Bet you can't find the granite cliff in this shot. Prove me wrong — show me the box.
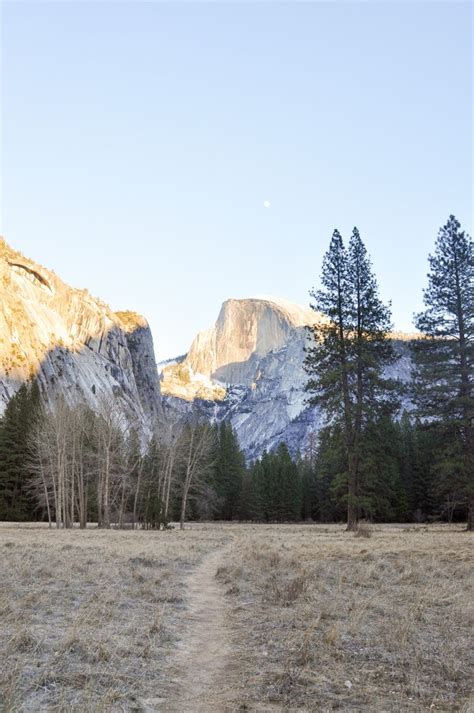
[0,238,162,434]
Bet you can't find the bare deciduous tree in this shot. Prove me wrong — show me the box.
[178,421,216,530]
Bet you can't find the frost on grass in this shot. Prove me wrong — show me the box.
[0,523,472,712]
[218,524,474,712]
[0,525,228,711]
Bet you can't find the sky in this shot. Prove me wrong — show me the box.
[1,1,472,360]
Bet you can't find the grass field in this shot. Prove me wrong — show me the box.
[1,523,472,712]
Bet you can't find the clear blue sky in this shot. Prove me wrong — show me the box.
[1,1,472,359]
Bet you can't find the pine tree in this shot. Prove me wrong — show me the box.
[314,425,347,522]
[298,432,319,520]
[398,411,415,514]
[298,454,315,521]
[313,418,407,524]
[413,215,473,529]
[305,227,400,529]
[357,416,406,522]
[410,424,437,521]
[261,450,281,521]
[275,443,301,521]
[430,423,466,522]
[237,467,259,521]
[245,445,301,522]
[0,380,42,520]
[213,422,245,520]
[347,228,400,524]
[249,458,267,521]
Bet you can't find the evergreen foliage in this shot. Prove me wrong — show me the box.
[235,444,302,522]
[0,380,42,520]
[305,227,400,528]
[213,422,245,520]
[413,215,473,528]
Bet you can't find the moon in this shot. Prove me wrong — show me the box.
[263,200,271,209]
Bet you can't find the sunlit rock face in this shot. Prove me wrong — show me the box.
[0,238,162,433]
[186,297,318,384]
[161,297,415,460]
[161,297,324,459]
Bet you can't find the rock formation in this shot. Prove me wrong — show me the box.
[0,238,162,434]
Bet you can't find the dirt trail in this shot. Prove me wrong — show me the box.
[154,546,237,712]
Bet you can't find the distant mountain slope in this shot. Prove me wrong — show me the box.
[161,297,415,459]
[0,238,162,433]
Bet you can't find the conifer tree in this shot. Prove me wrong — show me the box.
[410,424,437,521]
[305,227,399,529]
[213,422,245,520]
[0,380,42,520]
[357,416,406,522]
[298,454,315,521]
[430,423,466,522]
[250,457,267,521]
[275,443,301,521]
[314,425,347,522]
[298,433,319,521]
[398,411,415,512]
[260,450,277,521]
[413,215,473,528]
[237,468,259,521]
[244,445,301,522]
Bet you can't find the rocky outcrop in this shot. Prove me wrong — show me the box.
[185,297,319,385]
[160,297,320,458]
[0,238,162,434]
[161,297,415,460]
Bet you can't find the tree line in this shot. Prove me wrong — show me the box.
[0,388,228,529]
[0,394,461,527]
[0,214,471,529]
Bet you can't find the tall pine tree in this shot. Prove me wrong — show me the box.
[413,215,473,528]
[0,380,42,520]
[213,422,245,520]
[305,227,400,529]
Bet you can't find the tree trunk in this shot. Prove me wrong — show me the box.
[180,482,190,531]
[103,444,111,528]
[180,430,194,530]
[337,290,356,531]
[132,461,143,530]
[40,461,52,528]
[83,489,88,530]
[78,461,86,529]
[164,450,175,521]
[347,454,359,531]
[118,479,126,529]
[97,470,103,528]
[453,247,473,531]
[468,495,474,532]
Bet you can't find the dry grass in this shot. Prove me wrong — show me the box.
[218,523,474,712]
[353,521,372,538]
[0,523,229,711]
[0,522,473,712]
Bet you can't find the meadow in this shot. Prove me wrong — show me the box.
[1,523,472,712]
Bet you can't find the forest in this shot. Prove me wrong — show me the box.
[0,215,472,529]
